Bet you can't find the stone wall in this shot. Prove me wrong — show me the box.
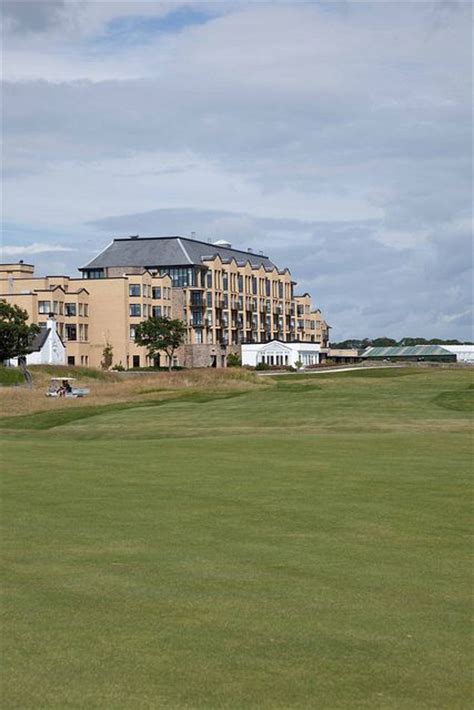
[175,343,242,368]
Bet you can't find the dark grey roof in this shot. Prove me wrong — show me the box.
[27,327,50,353]
[80,236,277,271]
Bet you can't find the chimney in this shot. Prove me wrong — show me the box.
[46,315,57,332]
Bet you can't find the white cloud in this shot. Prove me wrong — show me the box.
[0,243,77,256]
[2,1,472,340]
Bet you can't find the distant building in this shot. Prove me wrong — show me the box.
[361,345,457,362]
[440,345,474,363]
[242,341,321,369]
[1,236,330,369]
[8,316,65,367]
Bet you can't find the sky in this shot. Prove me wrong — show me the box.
[1,0,472,341]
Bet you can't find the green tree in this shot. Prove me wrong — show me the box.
[134,317,186,372]
[227,352,241,367]
[0,300,40,364]
[371,337,397,347]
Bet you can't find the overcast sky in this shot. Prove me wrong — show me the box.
[2,0,472,340]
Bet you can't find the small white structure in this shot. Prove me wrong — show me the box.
[242,340,321,369]
[8,317,66,367]
[441,345,474,363]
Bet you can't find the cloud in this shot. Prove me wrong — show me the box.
[0,243,77,256]
[2,1,67,34]
[2,1,472,340]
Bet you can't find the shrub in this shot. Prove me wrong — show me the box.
[255,362,270,371]
[227,353,241,368]
[101,343,113,370]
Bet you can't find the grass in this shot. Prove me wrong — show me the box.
[0,367,24,386]
[1,367,473,708]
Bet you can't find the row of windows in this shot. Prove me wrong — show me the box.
[38,301,88,316]
[208,271,292,299]
[67,356,90,366]
[159,267,197,288]
[129,284,171,299]
[129,304,172,318]
[64,324,89,341]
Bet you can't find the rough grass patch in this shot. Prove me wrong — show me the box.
[0,368,24,386]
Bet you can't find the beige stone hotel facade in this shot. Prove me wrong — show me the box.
[0,236,329,369]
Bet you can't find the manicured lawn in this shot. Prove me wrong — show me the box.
[1,368,472,708]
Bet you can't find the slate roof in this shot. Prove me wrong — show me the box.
[80,236,277,271]
[27,327,50,353]
[361,345,452,358]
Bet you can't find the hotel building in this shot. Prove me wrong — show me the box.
[1,235,329,369]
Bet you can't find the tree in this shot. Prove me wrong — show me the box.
[371,337,397,347]
[134,316,186,372]
[0,300,40,364]
[101,342,113,370]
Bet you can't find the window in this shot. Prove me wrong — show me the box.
[133,355,140,368]
[130,325,136,340]
[83,270,104,279]
[152,286,161,299]
[38,300,51,314]
[152,306,162,318]
[190,291,203,306]
[191,312,203,327]
[78,303,84,316]
[129,284,141,297]
[67,356,75,365]
[143,304,148,317]
[65,325,77,341]
[53,301,59,314]
[238,275,243,293]
[129,304,141,317]
[160,267,196,287]
[195,330,202,344]
[206,292,212,307]
[84,325,88,340]
[65,303,76,316]
[223,274,229,291]
[206,272,213,288]
[84,304,89,317]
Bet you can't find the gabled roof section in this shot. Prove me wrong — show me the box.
[80,236,276,271]
[27,327,50,353]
